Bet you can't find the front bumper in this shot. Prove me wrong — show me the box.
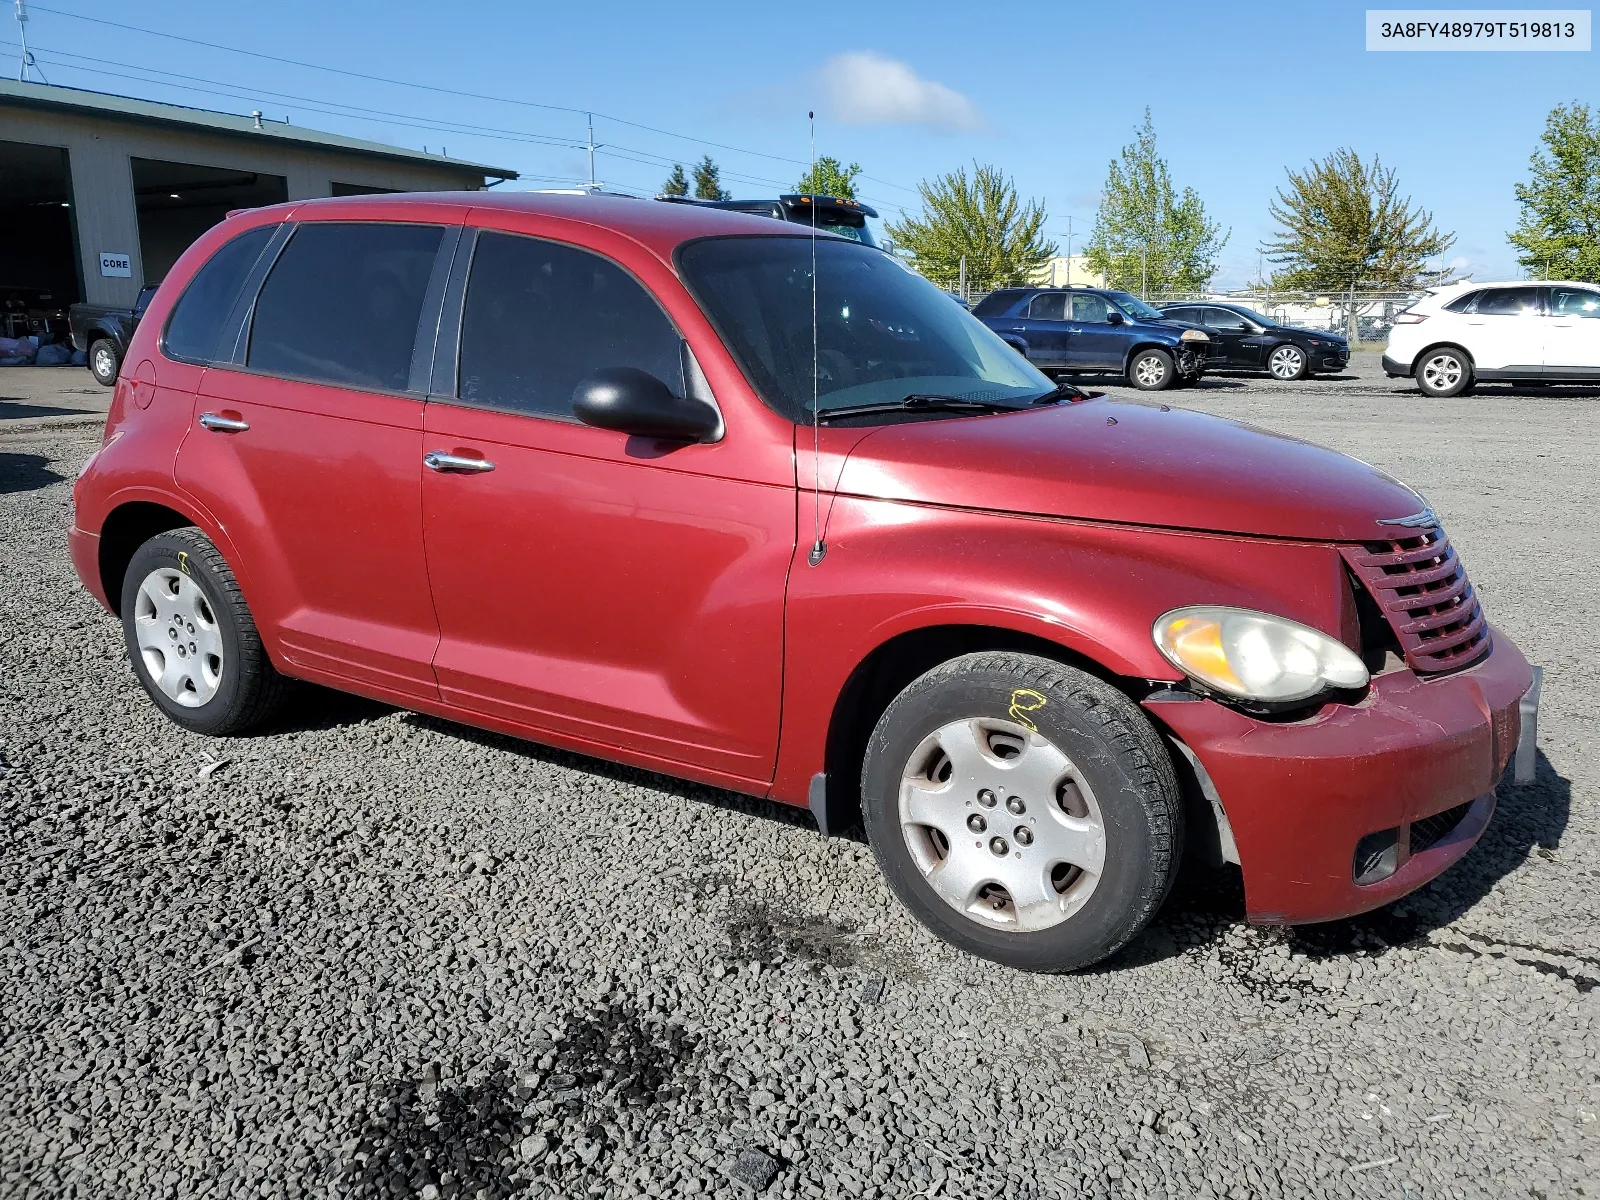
[1146,627,1535,924]
[1176,346,1208,378]
[1315,347,1349,371]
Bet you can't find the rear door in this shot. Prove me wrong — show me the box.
[1017,291,1072,367]
[1543,285,1600,378]
[417,225,792,785]
[1461,285,1544,373]
[175,217,455,699]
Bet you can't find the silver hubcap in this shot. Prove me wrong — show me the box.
[898,718,1106,932]
[94,346,114,377]
[1422,354,1462,391]
[1269,346,1304,378]
[1133,356,1166,386]
[133,567,224,707]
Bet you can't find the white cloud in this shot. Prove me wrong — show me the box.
[819,52,985,134]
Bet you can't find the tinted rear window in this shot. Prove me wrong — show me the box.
[248,222,442,392]
[1472,286,1541,316]
[971,290,1026,317]
[1442,290,1481,313]
[162,225,275,364]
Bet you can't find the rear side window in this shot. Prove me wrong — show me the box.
[1442,290,1481,313]
[162,225,275,364]
[1027,293,1066,321]
[970,290,1024,317]
[248,222,443,392]
[456,232,683,419]
[1472,287,1541,316]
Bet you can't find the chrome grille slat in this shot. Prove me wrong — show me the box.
[1342,524,1489,674]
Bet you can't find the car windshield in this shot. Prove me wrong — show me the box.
[1104,291,1166,321]
[678,236,1052,421]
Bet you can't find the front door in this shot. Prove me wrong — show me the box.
[1543,285,1600,379]
[418,229,792,786]
[1063,292,1126,369]
[1462,285,1545,373]
[176,220,449,698]
[1202,307,1262,368]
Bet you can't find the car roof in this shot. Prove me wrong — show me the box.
[228,190,826,258]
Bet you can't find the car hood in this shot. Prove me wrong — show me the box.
[831,397,1424,541]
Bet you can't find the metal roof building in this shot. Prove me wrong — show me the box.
[0,79,517,319]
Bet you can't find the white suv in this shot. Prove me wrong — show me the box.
[1383,280,1600,397]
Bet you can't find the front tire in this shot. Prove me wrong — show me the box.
[861,653,1182,973]
[1416,347,1472,397]
[89,338,121,387]
[1267,344,1308,381]
[1128,348,1175,391]
[119,527,288,735]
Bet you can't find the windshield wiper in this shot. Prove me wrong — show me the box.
[815,393,1022,423]
[1026,382,1083,405]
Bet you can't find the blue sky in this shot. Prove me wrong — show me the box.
[7,0,1593,286]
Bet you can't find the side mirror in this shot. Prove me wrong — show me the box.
[1105,311,1124,325]
[572,367,720,442]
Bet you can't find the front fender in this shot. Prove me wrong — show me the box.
[769,495,1352,807]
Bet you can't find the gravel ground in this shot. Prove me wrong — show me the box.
[2,354,1597,1199]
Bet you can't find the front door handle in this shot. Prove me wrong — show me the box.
[424,450,495,473]
[198,411,249,433]
[1009,325,1027,333]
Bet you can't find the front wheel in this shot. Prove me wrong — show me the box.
[1128,349,1175,391]
[861,653,1183,973]
[89,338,121,387]
[1267,343,1308,381]
[120,527,288,735]
[1416,347,1472,397]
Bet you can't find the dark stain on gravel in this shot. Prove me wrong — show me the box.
[725,901,861,969]
[547,1000,702,1108]
[348,1065,527,1199]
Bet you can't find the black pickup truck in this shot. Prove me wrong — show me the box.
[69,285,157,386]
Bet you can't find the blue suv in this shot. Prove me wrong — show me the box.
[973,287,1212,390]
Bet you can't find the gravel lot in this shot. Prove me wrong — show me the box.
[3,353,1597,1199]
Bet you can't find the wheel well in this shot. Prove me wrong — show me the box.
[1413,341,1475,371]
[98,502,194,615]
[1123,342,1174,370]
[820,624,1134,836]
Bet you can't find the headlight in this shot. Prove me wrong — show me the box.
[1153,606,1369,704]
[1179,329,1209,342]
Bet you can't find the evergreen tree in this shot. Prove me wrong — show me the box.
[1263,148,1454,289]
[1085,109,1227,294]
[692,155,731,202]
[795,156,863,200]
[885,164,1054,287]
[661,163,689,197]
[1509,102,1600,281]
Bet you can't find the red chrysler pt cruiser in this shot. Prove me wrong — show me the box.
[69,192,1539,972]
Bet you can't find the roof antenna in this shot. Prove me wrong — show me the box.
[806,110,826,567]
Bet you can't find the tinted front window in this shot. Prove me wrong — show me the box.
[1204,307,1249,331]
[678,236,1049,421]
[1473,287,1541,316]
[1071,293,1115,323]
[1551,287,1600,318]
[248,222,442,392]
[457,232,684,418]
[162,225,274,364]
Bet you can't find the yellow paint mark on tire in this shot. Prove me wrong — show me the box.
[1008,688,1047,731]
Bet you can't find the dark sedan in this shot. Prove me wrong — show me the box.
[1156,302,1349,380]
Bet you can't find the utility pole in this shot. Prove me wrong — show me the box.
[1065,215,1074,287]
[958,255,966,301]
[584,113,604,192]
[15,0,32,83]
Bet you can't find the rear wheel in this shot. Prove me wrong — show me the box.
[1416,347,1472,397]
[89,338,120,387]
[861,652,1182,972]
[1128,348,1175,391]
[120,527,288,735]
[1267,343,1308,381]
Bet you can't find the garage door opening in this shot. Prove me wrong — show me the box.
[0,139,79,337]
[132,158,287,284]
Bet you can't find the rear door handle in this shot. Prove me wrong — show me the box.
[198,412,249,433]
[424,451,495,473]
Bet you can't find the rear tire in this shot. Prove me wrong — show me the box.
[89,338,121,388]
[861,652,1182,973]
[1416,346,1472,398]
[119,527,289,735]
[1128,348,1175,391]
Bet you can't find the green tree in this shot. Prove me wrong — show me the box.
[885,163,1055,288]
[1085,109,1228,294]
[1509,101,1600,281]
[1263,148,1455,289]
[692,155,730,202]
[795,155,862,200]
[661,163,689,197]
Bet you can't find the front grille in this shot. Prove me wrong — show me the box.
[1407,801,1472,856]
[1341,527,1488,674]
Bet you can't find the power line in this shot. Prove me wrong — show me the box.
[25,3,917,197]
